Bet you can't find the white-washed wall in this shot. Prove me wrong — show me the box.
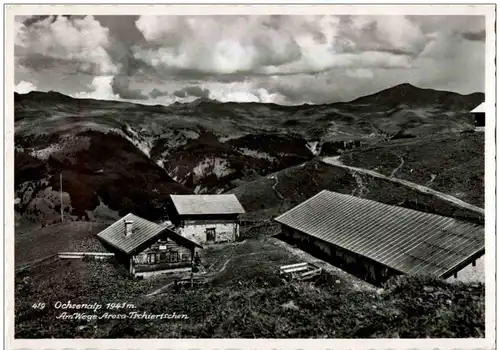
[179,222,239,244]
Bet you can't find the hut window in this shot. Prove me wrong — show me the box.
[169,251,180,262]
[147,254,156,264]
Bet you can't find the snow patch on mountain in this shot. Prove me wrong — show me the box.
[306,141,322,156]
[29,135,91,160]
[162,130,200,151]
[219,134,245,142]
[193,157,234,179]
[168,166,181,182]
[121,124,153,158]
[30,143,64,160]
[238,147,276,161]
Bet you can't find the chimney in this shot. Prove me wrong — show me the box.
[124,220,134,236]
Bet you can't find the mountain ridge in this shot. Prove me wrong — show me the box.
[14,82,485,109]
[14,82,484,225]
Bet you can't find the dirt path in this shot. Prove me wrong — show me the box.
[390,155,405,178]
[270,174,284,200]
[322,156,484,216]
[145,281,177,297]
[211,250,281,274]
[145,248,281,297]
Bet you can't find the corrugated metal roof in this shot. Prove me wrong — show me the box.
[97,213,201,255]
[471,102,485,113]
[170,194,245,215]
[274,190,484,278]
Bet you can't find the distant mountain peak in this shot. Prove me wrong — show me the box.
[190,96,222,105]
[347,82,483,108]
[395,82,417,88]
[15,90,76,104]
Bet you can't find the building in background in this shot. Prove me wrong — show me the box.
[274,190,484,285]
[168,194,245,245]
[471,102,485,128]
[97,213,202,278]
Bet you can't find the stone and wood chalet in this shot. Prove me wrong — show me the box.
[167,194,246,245]
[97,213,202,277]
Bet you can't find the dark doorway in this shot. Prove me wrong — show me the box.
[206,228,216,242]
[474,113,485,127]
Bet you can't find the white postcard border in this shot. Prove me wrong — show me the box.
[3,2,497,350]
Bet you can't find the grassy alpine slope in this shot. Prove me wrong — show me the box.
[229,132,485,225]
[339,132,484,207]
[13,83,486,339]
[14,83,483,225]
[15,251,484,338]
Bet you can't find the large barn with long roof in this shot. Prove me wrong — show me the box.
[274,190,484,285]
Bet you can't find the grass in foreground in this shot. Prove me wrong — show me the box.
[15,238,484,338]
[15,221,108,266]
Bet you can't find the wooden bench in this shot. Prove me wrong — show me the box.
[279,262,322,281]
[58,252,115,260]
[176,275,208,287]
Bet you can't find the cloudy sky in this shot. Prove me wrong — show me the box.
[14,14,485,105]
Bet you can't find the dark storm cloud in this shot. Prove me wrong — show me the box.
[15,14,487,104]
[111,75,148,100]
[17,53,66,71]
[173,90,187,98]
[94,15,146,46]
[460,30,486,42]
[148,88,169,99]
[334,16,427,57]
[16,52,105,76]
[173,86,210,99]
[22,15,52,26]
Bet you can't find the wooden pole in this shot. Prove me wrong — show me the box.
[60,173,64,223]
[190,249,194,288]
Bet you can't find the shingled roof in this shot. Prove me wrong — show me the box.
[97,213,202,255]
[274,190,484,278]
[170,194,245,216]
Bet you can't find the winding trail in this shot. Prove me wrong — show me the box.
[270,174,284,200]
[425,174,437,187]
[390,155,405,178]
[322,156,484,216]
[145,249,281,297]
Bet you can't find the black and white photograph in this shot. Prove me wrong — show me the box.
[5,3,496,347]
